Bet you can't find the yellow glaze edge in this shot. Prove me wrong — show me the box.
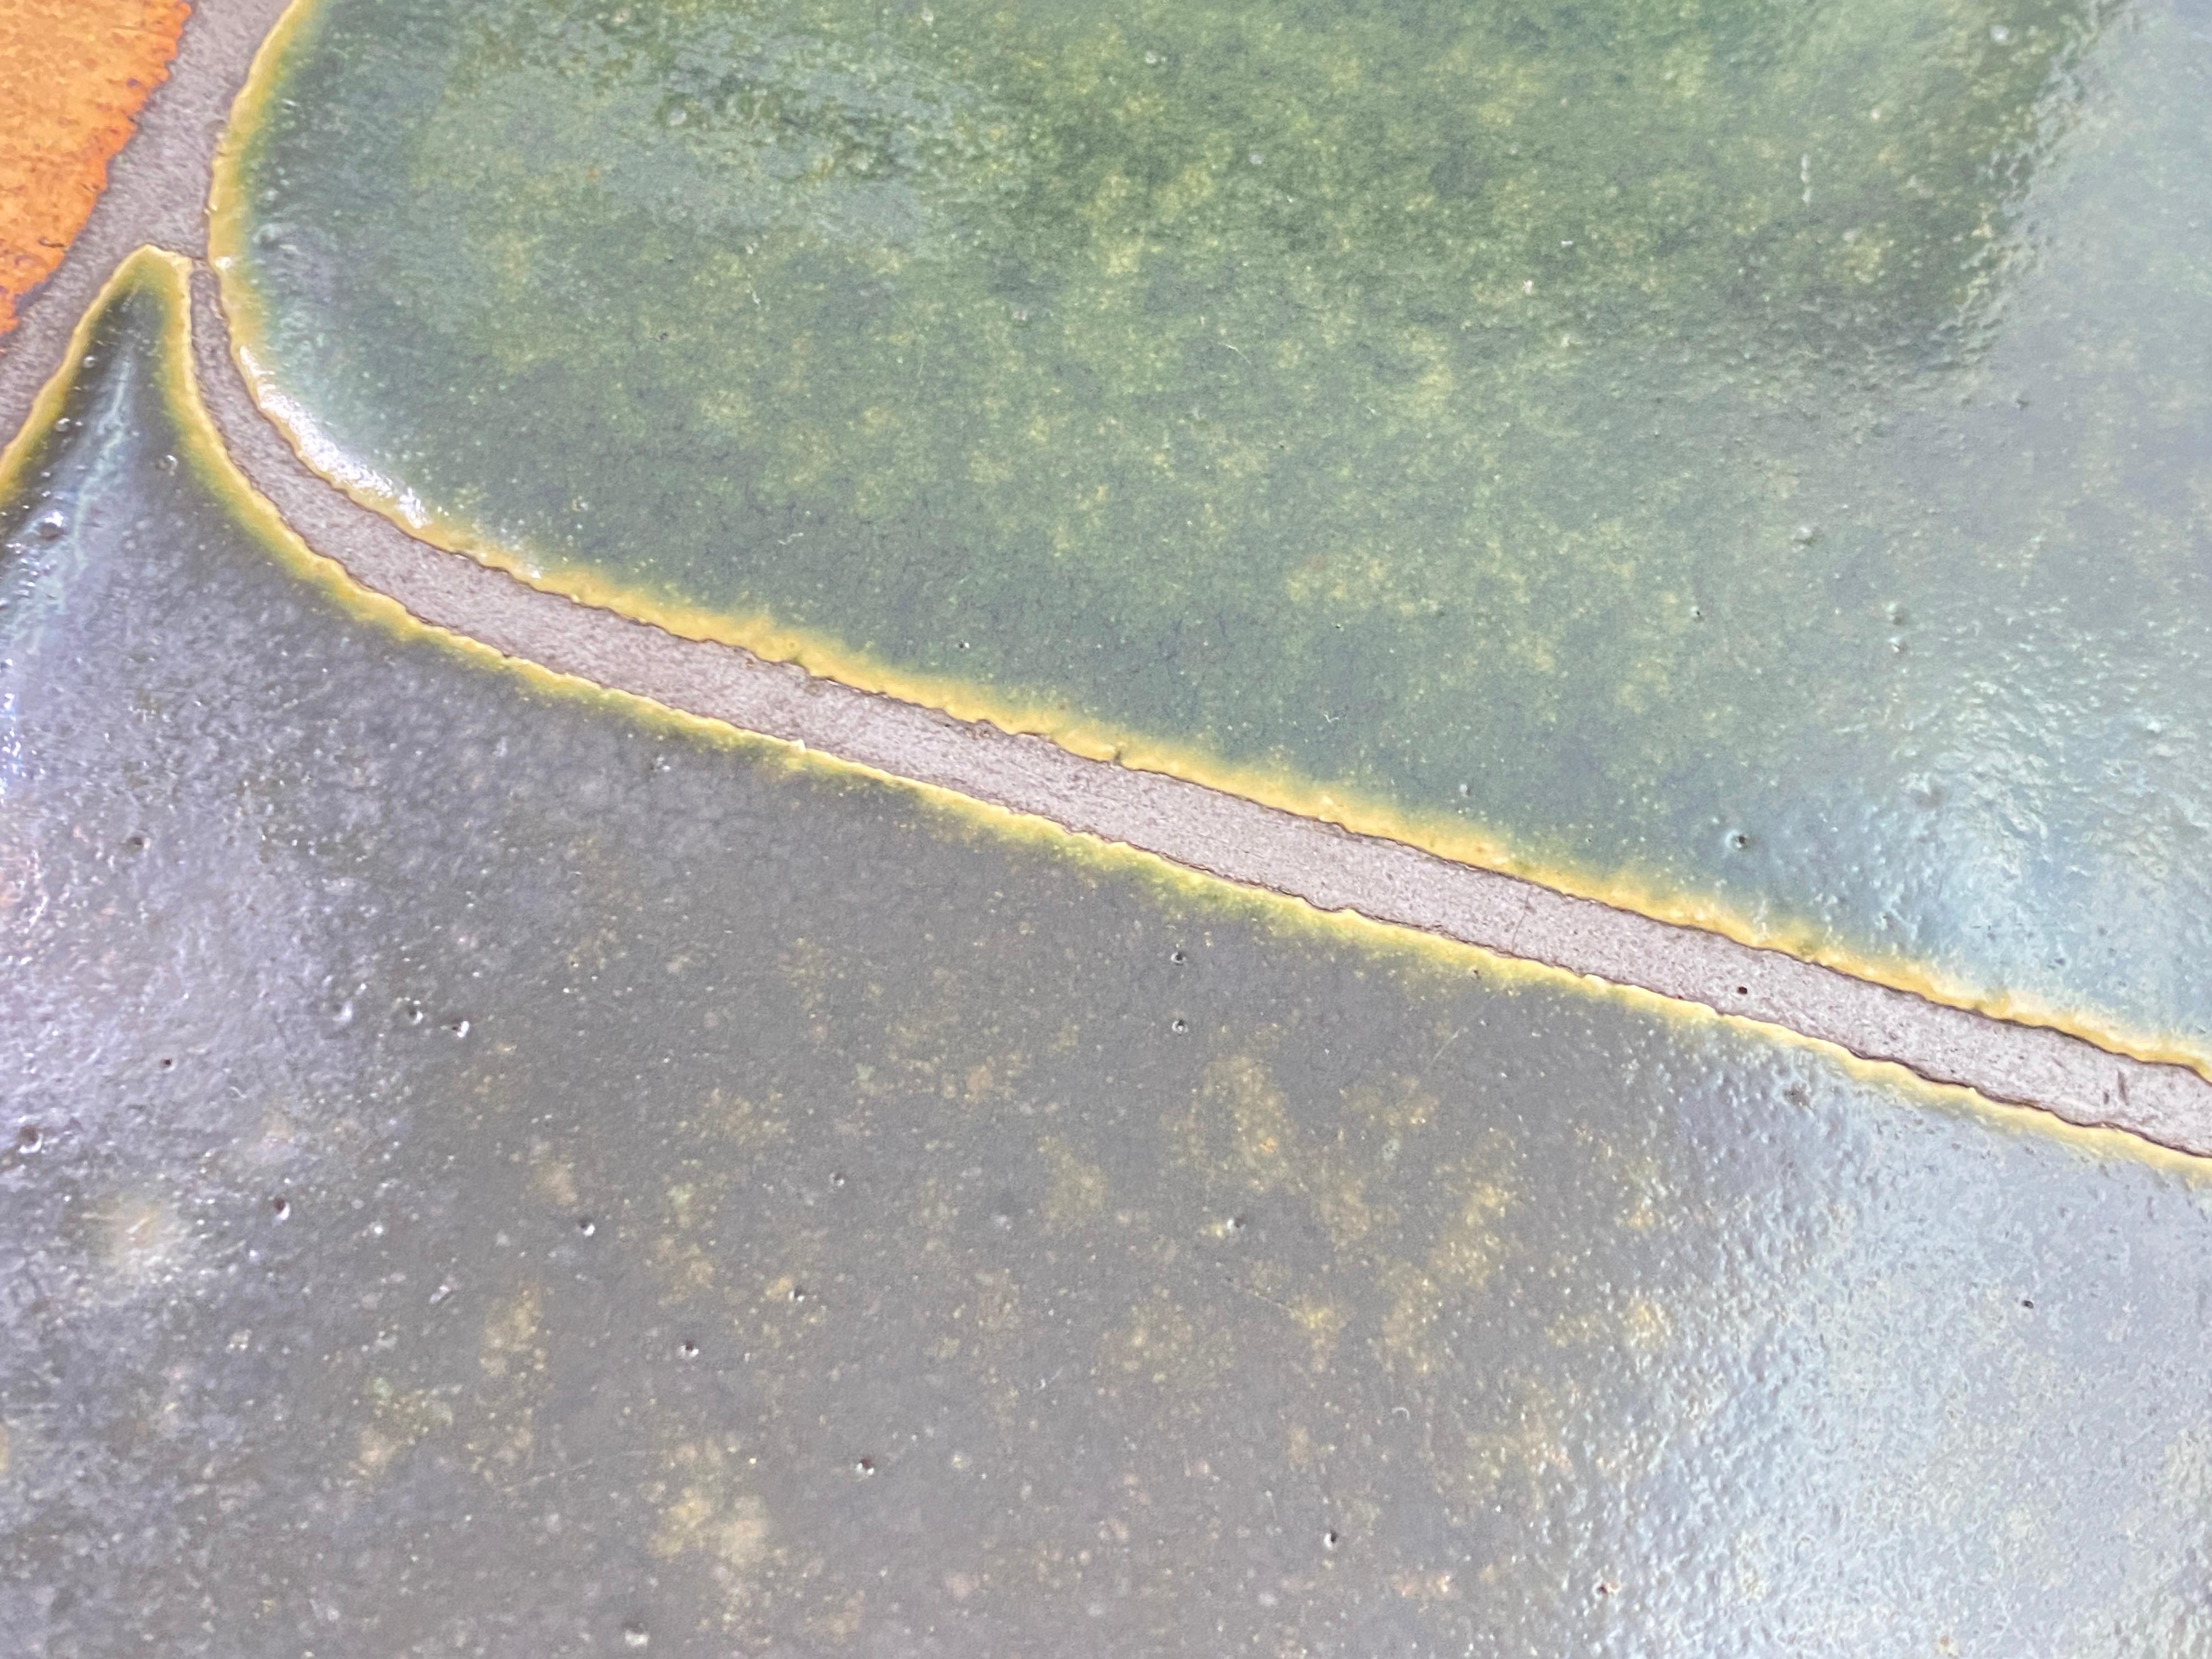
[195,7,2212,1082]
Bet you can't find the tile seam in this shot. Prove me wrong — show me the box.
[0,0,292,440]
[177,266,2212,1156]
[4,0,2209,1157]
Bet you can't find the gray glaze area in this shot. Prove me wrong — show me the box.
[7,267,2212,1656]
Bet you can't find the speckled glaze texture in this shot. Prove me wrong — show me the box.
[0,0,189,334]
[6,256,2212,1655]
[216,0,2212,1066]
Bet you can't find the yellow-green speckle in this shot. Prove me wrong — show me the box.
[11,241,2212,1651]
[216,0,2212,1060]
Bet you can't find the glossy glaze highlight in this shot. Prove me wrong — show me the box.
[8,250,2212,1652]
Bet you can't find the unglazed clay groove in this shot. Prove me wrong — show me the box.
[0,0,292,442]
[178,261,2212,1156]
[10,0,2212,1157]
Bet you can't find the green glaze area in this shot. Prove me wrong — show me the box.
[222,0,2212,1057]
[10,258,2212,1652]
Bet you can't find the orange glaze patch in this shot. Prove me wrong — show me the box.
[0,0,189,335]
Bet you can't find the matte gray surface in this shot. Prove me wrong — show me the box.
[7,259,2212,1657]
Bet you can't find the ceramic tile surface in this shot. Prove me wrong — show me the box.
[0,0,189,334]
[215,0,2212,1062]
[5,256,2212,1656]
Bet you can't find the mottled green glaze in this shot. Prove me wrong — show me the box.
[221,0,2212,1047]
[9,255,2212,1653]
